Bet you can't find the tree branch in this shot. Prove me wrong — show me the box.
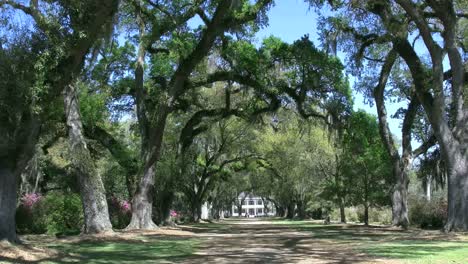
[413,134,437,157]
[373,49,399,159]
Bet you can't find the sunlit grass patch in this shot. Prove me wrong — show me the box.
[362,240,468,264]
[40,238,200,264]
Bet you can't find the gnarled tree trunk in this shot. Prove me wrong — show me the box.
[0,167,18,242]
[339,198,346,223]
[191,199,202,222]
[286,202,295,219]
[0,111,39,242]
[64,84,113,234]
[391,160,410,228]
[373,50,416,229]
[127,164,158,229]
[363,204,369,226]
[296,200,306,219]
[158,190,175,226]
[445,151,468,231]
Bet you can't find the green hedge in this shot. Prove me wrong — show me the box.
[16,192,83,235]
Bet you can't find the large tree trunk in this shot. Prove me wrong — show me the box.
[391,160,410,229]
[373,51,413,230]
[296,200,306,219]
[126,164,158,229]
[286,202,295,219]
[339,199,346,223]
[0,167,18,242]
[445,152,468,231]
[159,191,174,226]
[126,4,167,230]
[364,172,370,226]
[363,205,369,226]
[64,84,113,234]
[191,199,202,222]
[276,205,284,217]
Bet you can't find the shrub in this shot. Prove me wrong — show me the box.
[346,207,360,222]
[16,193,46,234]
[108,196,131,229]
[16,192,84,235]
[354,206,392,225]
[409,196,447,229]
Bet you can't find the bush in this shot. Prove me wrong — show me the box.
[409,196,447,229]
[345,207,360,222]
[16,193,46,234]
[108,196,131,229]
[329,207,391,224]
[16,192,84,235]
[356,207,392,225]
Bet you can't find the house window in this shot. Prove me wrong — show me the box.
[249,209,255,215]
[249,200,255,205]
[257,208,263,214]
[257,200,263,205]
[234,208,238,213]
[241,200,246,205]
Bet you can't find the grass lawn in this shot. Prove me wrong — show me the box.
[272,219,468,264]
[2,219,467,263]
[42,238,200,264]
[0,233,200,264]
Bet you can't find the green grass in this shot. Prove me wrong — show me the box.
[363,240,468,264]
[272,220,468,263]
[4,219,466,264]
[40,237,200,264]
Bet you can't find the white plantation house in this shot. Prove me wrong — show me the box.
[199,192,276,219]
[231,192,276,217]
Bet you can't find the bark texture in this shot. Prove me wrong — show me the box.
[127,165,158,229]
[64,84,113,233]
[363,205,369,226]
[445,152,468,231]
[391,162,410,227]
[339,200,346,223]
[0,167,18,242]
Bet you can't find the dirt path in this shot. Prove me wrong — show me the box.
[4,219,464,263]
[175,219,388,264]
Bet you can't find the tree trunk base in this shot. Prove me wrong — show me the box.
[0,168,19,243]
[125,198,158,230]
[125,212,158,230]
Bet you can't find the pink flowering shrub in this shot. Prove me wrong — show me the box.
[21,193,43,210]
[108,196,132,229]
[121,200,131,213]
[17,192,83,234]
[170,210,178,217]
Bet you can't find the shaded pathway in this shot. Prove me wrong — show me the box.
[175,219,387,264]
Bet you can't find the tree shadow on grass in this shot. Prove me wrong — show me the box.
[3,220,467,264]
[177,220,468,264]
[0,236,200,264]
[362,240,468,261]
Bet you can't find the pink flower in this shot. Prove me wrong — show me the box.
[120,200,131,213]
[170,210,178,217]
[21,193,43,209]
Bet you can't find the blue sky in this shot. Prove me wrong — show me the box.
[254,0,406,141]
